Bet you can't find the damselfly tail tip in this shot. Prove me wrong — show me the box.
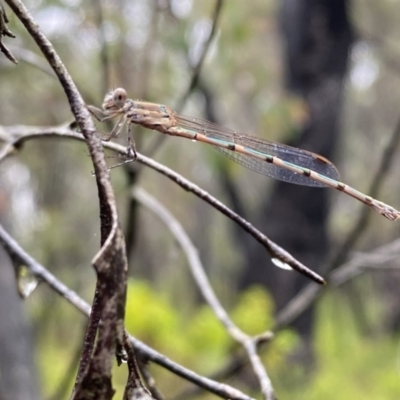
[373,201,400,221]
[383,209,400,222]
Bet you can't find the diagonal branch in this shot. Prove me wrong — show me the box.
[176,0,224,110]
[133,187,275,400]
[0,123,325,284]
[4,1,128,398]
[0,222,254,400]
[0,1,17,64]
[326,111,400,272]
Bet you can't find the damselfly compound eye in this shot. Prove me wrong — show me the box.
[113,88,127,106]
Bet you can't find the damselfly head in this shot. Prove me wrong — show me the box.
[102,88,127,111]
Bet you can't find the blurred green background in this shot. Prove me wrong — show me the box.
[1,0,400,399]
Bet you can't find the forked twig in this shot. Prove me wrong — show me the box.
[0,1,17,63]
[4,0,128,397]
[133,187,275,400]
[0,124,326,284]
[0,222,254,400]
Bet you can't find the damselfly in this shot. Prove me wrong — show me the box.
[88,88,400,221]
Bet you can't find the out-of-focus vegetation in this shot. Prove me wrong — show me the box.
[1,0,400,399]
[35,281,297,396]
[276,288,400,400]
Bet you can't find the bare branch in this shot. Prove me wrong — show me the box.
[125,148,325,284]
[146,0,224,158]
[326,111,400,272]
[122,331,153,400]
[137,360,165,400]
[0,222,254,400]
[0,123,325,284]
[2,44,54,74]
[133,187,275,400]
[133,187,249,341]
[177,0,224,110]
[0,1,17,64]
[91,0,111,94]
[4,0,128,397]
[276,238,400,330]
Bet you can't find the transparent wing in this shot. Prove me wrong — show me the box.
[176,115,340,187]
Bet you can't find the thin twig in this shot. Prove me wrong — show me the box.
[146,0,224,157]
[91,0,111,94]
[176,0,224,110]
[0,123,325,284]
[184,237,400,394]
[133,187,275,400]
[126,149,325,284]
[4,0,127,397]
[132,187,250,342]
[1,195,398,398]
[131,335,254,400]
[2,44,54,74]
[329,238,400,287]
[122,330,152,400]
[0,222,254,400]
[275,238,400,330]
[0,1,17,63]
[326,111,400,272]
[137,360,165,400]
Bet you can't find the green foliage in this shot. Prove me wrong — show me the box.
[231,285,275,334]
[125,280,181,352]
[35,280,400,400]
[123,280,298,383]
[4,2,400,398]
[35,296,86,397]
[275,291,400,399]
